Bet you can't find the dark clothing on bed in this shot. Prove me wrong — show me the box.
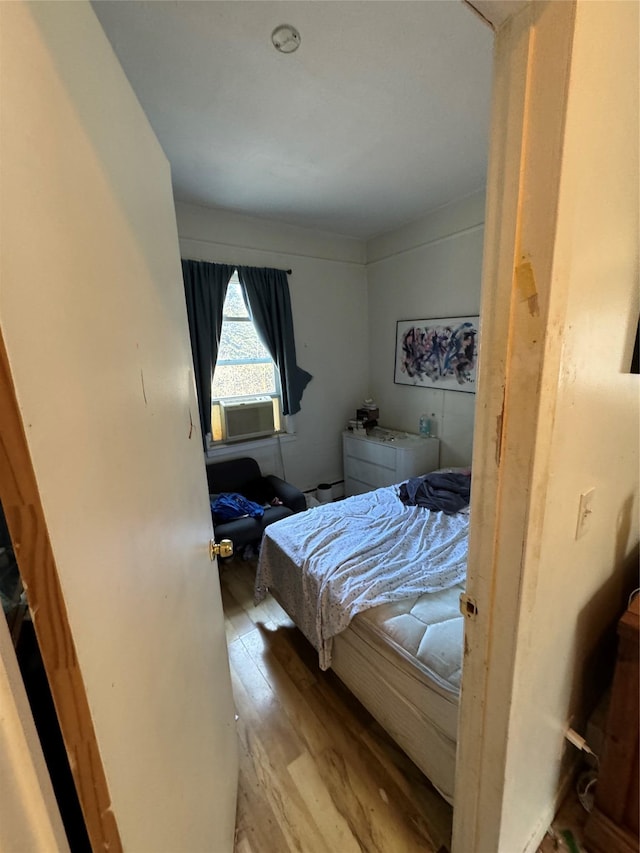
[399,472,471,515]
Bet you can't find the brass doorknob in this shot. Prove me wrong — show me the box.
[209,538,233,561]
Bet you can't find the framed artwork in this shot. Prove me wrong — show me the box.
[394,315,479,392]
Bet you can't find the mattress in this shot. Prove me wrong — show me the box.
[255,485,468,669]
[330,584,464,802]
[351,584,464,736]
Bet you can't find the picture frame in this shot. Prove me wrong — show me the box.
[394,315,479,392]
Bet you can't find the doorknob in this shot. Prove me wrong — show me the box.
[209,538,233,561]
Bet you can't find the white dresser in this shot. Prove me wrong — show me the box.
[342,428,440,496]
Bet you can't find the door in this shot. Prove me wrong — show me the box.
[0,3,238,850]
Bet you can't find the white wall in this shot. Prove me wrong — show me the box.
[366,191,485,468]
[176,193,486,485]
[176,202,369,492]
[500,2,639,848]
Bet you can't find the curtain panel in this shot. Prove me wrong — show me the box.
[237,266,312,415]
[181,259,235,445]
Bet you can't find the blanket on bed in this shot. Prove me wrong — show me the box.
[255,484,469,669]
[399,471,471,514]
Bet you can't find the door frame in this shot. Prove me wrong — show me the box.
[0,329,121,852]
[454,2,577,851]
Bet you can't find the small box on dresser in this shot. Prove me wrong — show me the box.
[343,428,440,497]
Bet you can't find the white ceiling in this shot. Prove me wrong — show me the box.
[92,1,494,240]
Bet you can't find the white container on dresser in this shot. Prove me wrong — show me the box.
[343,428,440,496]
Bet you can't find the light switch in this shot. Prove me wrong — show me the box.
[575,488,595,539]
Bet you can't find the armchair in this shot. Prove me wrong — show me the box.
[206,456,306,552]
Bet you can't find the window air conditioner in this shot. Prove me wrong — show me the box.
[220,397,276,442]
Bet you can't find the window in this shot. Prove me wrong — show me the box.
[212,273,277,399]
[210,272,281,441]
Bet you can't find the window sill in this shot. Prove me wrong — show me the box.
[205,432,296,461]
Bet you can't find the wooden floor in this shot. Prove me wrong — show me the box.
[219,555,453,853]
[537,795,590,853]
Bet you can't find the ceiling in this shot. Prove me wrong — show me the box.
[92,1,494,240]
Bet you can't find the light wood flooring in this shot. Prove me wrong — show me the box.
[219,555,453,853]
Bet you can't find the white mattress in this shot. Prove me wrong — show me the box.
[331,583,464,802]
[358,584,464,691]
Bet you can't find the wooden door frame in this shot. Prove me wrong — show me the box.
[454,2,577,851]
[0,328,122,852]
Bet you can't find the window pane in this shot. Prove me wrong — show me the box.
[213,274,278,402]
[212,363,276,398]
[217,319,270,362]
[223,277,248,318]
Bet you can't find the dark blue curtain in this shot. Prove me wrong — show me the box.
[237,266,312,415]
[181,259,235,445]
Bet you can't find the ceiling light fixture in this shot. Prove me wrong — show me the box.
[271,24,301,54]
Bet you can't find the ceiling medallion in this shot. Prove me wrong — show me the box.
[271,24,301,54]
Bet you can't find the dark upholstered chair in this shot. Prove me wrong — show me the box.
[206,457,306,552]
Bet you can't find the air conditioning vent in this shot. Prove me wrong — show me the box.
[220,397,276,442]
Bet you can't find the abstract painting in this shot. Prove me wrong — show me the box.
[394,316,479,392]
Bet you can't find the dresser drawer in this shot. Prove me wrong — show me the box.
[343,436,396,469]
[342,429,440,497]
[345,457,399,489]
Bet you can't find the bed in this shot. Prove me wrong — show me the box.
[254,473,470,804]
